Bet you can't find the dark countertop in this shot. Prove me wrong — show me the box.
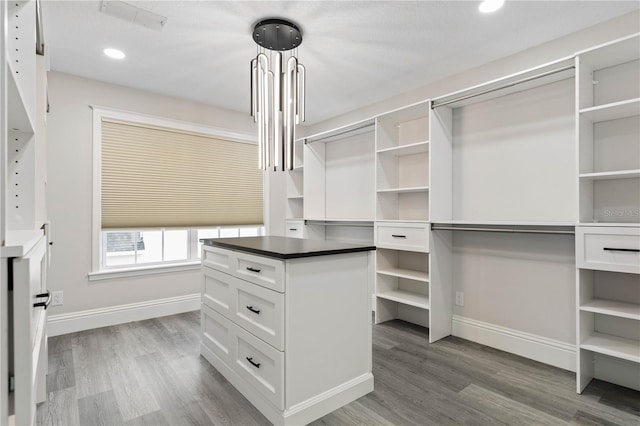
[201,236,375,260]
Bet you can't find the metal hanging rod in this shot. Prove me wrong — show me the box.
[431,65,575,109]
[306,220,373,228]
[304,122,375,143]
[431,225,575,235]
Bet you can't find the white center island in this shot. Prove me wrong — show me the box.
[199,236,375,426]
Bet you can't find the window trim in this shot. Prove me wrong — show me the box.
[91,106,262,274]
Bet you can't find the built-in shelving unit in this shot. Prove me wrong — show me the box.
[2,2,50,424]
[575,35,639,394]
[577,33,640,225]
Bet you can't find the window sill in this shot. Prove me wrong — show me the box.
[88,261,201,282]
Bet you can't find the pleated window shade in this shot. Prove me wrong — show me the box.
[101,119,263,229]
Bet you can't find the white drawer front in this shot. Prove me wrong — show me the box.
[376,224,429,252]
[235,251,285,293]
[202,245,233,273]
[233,324,285,409]
[234,277,284,351]
[577,227,640,274]
[285,220,304,239]
[201,305,233,365]
[202,267,233,316]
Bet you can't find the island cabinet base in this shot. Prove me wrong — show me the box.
[200,239,375,426]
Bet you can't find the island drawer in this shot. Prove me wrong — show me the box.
[233,322,285,410]
[201,305,233,365]
[375,222,429,252]
[234,277,284,351]
[576,227,640,274]
[234,251,285,293]
[202,245,234,273]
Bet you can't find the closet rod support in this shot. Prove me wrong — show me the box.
[431,225,575,235]
[431,65,575,109]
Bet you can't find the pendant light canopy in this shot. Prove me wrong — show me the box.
[250,18,306,171]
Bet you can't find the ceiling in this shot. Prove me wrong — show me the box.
[43,1,639,125]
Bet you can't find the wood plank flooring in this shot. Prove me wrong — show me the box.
[37,311,640,425]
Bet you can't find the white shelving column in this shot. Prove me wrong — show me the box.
[1,1,49,424]
[373,101,448,341]
[575,33,640,393]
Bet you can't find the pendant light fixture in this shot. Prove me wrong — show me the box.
[250,18,305,171]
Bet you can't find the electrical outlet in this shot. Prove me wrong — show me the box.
[455,291,464,307]
[52,291,63,306]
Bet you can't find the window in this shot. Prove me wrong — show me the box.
[92,107,264,273]
[101,226,265,269]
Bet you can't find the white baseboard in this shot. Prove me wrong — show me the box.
[452,315,576,372]
[47,294,201,337]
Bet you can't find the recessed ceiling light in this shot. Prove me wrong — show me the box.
[479,0,505,13]
[103,48,126,60]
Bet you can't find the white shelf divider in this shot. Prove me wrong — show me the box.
[579,98,640,123]
[580,300,640,321]
[377,186,429,194]
[377,290,430,310]
[579,169,640,181]
[376,268,429,283]
[581,333,640,364]
[376,141,429,156]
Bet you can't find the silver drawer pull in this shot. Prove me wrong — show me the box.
[246,357,261,368]
[246,267,261,273]
[246,306,261,315]
[391,234,407,238]
[603,247,640,253]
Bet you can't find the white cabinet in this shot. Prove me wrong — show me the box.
[200,243,373,425]
[576,226,640,392]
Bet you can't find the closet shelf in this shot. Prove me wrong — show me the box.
[377,186,429,194]
[431,220,576,227]
[581,333,640,363]
[580,300,640,321]
[7,61,35,133]
[1,229,45,258]
[377,268,429,283]
[579,170,640,181]
[377,290,429,310]
[376,141,430,156]
[580,98,640,123]
[578,222,640,227]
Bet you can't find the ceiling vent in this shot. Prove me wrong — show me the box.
[100,0,167,31]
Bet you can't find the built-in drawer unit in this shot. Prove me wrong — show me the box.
[200,240,374,425]
[285,219,304,239]
[576,226,640,274]
[375,222,429,252]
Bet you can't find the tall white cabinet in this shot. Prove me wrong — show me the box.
[1,1,49,424]
[575,34,640,393]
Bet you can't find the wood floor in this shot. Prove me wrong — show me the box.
[37,311,640,426]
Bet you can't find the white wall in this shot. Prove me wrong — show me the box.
[303,10,640,136]
[46,71,259,316]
